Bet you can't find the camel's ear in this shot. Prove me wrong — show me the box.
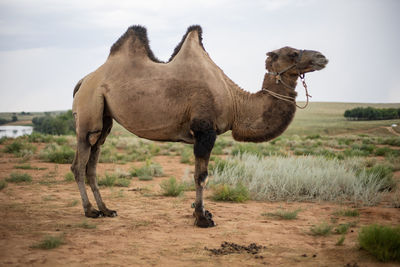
[267,52,278,61]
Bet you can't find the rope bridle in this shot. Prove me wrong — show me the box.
[262,50,311,109]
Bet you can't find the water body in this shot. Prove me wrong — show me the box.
[0,125,33,138]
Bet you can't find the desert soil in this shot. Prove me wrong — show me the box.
[0,153,399,267]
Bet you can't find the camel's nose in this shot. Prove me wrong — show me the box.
[313,53,328,70]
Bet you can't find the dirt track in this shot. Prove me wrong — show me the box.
[1,155,400,266]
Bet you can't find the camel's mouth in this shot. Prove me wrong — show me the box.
[311,54,328,71]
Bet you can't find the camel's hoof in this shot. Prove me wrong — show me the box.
[194,210,215,228]
[85,209,103,218]
[102,209,117,217]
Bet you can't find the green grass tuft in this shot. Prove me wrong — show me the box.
[31,235,65,250]
[310,222,333,236]
[76,220,96,229]
[334,209,360,217]
[6,172,32,183]
[358,224,400,262]
[336,235,345,246]
[64,172,75,182]
[211,183,249,203]
[0,180,7,190]
[262,209,300,220]
[160,177,185,197]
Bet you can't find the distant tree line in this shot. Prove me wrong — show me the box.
[0,113,18,125]
[32,110,75,135]
[344,107,400,120]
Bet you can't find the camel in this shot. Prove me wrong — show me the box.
[71,25,328,228]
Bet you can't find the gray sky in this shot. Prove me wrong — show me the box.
[0,0,399,112]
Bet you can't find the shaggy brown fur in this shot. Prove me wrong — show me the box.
[71,26,328,227]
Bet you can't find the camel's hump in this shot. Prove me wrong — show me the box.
[109,25,205,63]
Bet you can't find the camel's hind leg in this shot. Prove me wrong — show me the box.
[86,116,117,217]
[71,139,102,217]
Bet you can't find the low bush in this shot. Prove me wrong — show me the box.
[358,224,400,262]
[39,143,75,164]
[27,132,54,143]
[160,177,185,197]
[32,110,74,135]
[180,147,194,164]
[211,183,249,203]
[4,140,37,157]
[6,172,32,183]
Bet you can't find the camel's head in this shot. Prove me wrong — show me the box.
[266,46,328,75]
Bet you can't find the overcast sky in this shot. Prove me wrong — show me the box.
[0,0,399,112]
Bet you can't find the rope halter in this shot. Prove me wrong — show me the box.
[262,50,312,109]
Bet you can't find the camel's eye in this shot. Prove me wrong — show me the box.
[267,52,278,61]
[288,52,298,59]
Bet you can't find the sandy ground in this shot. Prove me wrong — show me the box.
[1,153,400,267]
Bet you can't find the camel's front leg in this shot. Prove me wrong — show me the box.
[193,156,215,227]
[191,119,216,228]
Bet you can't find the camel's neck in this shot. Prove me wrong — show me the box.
[230,73,298,142]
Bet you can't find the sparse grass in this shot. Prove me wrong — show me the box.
[180,146,194,164]
[310,222,333,236]
[14,164,47,170]
[358,224,400,262]
[31,235,65,250]
[130,220,152,229]
[262,209,300,220]
[334,209,360,217]
[6,172,32,183]
[113,178,131,187]
[160,177,185,197]
[138,175,153,181]
[0,180,7,190]
[334,224,350,235]
[66,199,79,207]
[211,183,249,203]
[76,220,96,229]
[336,235,345,246]
[64,172,75,182]
[39,143,75,164]
[212,154,387,206]
[363,164,395,191]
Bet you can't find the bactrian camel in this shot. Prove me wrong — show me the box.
[71,25,328,227]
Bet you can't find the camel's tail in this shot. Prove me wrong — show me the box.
[73,78,84,98]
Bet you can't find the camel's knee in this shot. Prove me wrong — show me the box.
[87,130,102,146]
[196,171,209,187]
[190,119,216,158]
